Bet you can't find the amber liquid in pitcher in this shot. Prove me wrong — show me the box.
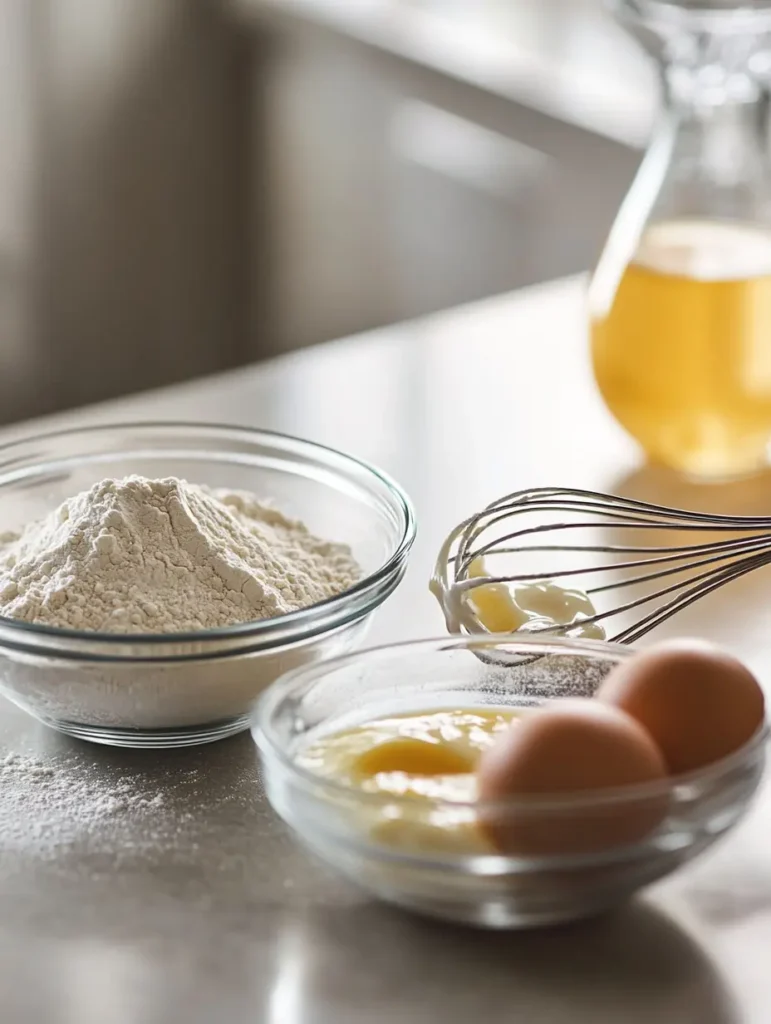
[591,219,771,478]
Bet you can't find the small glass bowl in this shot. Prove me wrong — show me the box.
[253,635,767,929]
[0,422,415,747]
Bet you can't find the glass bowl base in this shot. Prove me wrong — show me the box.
[375,889,613,930]
[37,713,251,748]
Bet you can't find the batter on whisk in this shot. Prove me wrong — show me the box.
[465,558,606,640]
[431,487,771,644]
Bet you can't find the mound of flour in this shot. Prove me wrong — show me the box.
[0,476,360,633]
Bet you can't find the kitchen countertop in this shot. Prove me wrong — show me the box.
[232,0,657,148]
[2,276,771,1022]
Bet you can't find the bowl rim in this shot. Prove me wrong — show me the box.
[0,420,417,649]
[253,632,769,814]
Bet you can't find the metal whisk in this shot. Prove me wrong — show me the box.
[431,487,771,645]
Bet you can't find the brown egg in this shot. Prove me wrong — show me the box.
[597,640,766,775]
[477,699,668,856]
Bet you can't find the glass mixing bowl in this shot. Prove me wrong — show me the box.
[0,422,415,747]
[254,635,767,929]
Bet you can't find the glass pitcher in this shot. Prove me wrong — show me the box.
[589,0,771,479]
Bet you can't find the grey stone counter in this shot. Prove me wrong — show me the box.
[1,279,770,1023]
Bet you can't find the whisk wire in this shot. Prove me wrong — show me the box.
[432,486,771,644]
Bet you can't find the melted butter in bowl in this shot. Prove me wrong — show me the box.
[297,709,522,854]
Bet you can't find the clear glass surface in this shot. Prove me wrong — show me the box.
[0,423,416,747]
[254,635,767,928]
[590,0,771,479]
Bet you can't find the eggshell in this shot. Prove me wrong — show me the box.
[597,640,765,775]
[477,699,668,856]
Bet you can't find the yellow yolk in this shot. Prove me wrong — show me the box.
[466,558,606,640]
[353,738,472,777]
[297,708,522,854]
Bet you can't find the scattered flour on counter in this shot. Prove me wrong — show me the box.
[0,751,183,853]
[0,476,361,633]
[0,752,55,782]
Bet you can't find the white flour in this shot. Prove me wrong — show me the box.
[0,751,175,853]
[0,476,360,633]
[0,749,266,876]
[0,476,367,731]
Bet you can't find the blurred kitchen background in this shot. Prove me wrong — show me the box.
[0,0,656,424]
